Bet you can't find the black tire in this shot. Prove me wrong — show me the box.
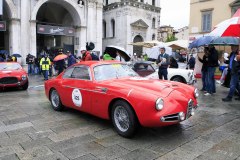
[22,81,28,90]
[171,76,185,83]
[50,89,64,111]
[111,100,138,138]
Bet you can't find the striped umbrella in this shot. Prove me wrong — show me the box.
[209,9,240,37]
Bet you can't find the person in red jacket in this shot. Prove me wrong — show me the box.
[80,47,92,61]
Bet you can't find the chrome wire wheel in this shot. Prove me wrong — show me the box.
[51,90,60,108]
[114,106,130,132]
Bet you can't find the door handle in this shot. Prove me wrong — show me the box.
[95,87,108,93]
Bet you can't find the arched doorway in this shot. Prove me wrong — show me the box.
[133,35,143,57]
[36,1,79,57]
[0,1,10,52]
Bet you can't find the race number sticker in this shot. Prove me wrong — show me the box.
[72,89,82,107]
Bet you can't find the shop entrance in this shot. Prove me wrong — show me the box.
[36,2,75,57]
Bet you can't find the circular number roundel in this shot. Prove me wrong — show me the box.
[72,89,82,107]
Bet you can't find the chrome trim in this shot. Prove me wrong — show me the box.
[160,113,180,122]
[62,85,107,94]
[127,89,133,97]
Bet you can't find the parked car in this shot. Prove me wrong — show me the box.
[45,61,199,137]
[131,61,196,84]
[0,62,28,90]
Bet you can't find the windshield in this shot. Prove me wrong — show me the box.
[0,63,22,70]
[94,64,139,81]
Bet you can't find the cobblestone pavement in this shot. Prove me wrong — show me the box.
[0,75,240,160]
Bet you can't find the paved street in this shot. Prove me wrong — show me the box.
[0,75,240,160]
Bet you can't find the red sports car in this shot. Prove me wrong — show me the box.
[0,62,28,90]
[45,61,199,137]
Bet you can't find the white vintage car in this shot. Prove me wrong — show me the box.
[131,61,196,84]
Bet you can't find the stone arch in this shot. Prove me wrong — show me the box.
[31,0,82,26]
[4,0,18,19]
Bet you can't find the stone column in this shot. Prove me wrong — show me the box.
[95,1,103,53]
[20,0,30,64]
[9,19,20,55]
[87,0,97,43]
[30,21,37,57]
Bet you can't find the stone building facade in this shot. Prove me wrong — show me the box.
[102,0,160,56]
[189,0,240,42]
[0,0,103,63]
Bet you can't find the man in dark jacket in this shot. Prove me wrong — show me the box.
[204,45,219,96]
[187,54,195,69]
[222,45,240,101]
[156,47,170,80]
[67,51,76,67]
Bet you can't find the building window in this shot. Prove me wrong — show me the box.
[201,11,212,32]
[152,0,155,6]
[111,19,115,37]
[106,0,108,5]
[152,34,155,40]
[103,20,106,38]
[152,18,156,29]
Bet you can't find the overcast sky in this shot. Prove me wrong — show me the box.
[160,0,190,29]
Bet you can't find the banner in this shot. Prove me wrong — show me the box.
[0,21,6,31]
[37,24,75,36]
[0,0,2,15]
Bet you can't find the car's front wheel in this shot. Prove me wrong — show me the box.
[50,89,64,111]
[111,100,138,138]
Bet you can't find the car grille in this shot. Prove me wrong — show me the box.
[0,77,18,84]
[161,113,179,122]
[186,99,194,118]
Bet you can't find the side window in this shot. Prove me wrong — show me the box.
[62,67,74,78]
[71,66,91,80]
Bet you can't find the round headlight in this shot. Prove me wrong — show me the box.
[194,88,199,98]
[22,75,27,81]
[179,112,185,121]
[156,98,164,111]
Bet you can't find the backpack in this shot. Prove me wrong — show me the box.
[91,53,99,61]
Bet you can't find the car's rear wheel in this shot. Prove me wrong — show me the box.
[172,76,185,83]
[22,81,28,90]
[50,89,64,111]
[111,100,138,138]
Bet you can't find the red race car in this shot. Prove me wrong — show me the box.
[45,61,199,137]
[0,62,28,90]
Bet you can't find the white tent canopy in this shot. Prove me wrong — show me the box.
[165,40,189,49]
[145,45,172,59]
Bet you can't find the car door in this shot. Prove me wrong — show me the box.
[61,65,93,112]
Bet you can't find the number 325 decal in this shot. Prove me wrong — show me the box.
[72,89,82,107]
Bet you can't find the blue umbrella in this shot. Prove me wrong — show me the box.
[209,37,239,46]
[12,53,22,57]
[189,36,216,49]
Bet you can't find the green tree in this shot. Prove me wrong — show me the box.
[165,34,178,42]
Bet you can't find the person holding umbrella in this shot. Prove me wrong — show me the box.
[222,45,240,102]
[54,50,67,75]
[40,54,51,80]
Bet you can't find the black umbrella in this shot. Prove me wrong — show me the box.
[105,45,131,61]
[12,53,22,57]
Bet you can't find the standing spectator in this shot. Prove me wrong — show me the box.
[156,47,170,80]
[34,56,40,74]
[169,56,178,68]
[0,55,5,62]
[204,45,219,96]
[103,52,113,60]
[217,52,229,84]
[40,54,51,80]
[81,47,92,61]
[198,47,210,92]
[187,54,196,70]
[222,45,240,101]
[67,51,76,67]
[26,53,34,75]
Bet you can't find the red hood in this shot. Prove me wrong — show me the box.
[0,69,27,78]
[105,77,179,98]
